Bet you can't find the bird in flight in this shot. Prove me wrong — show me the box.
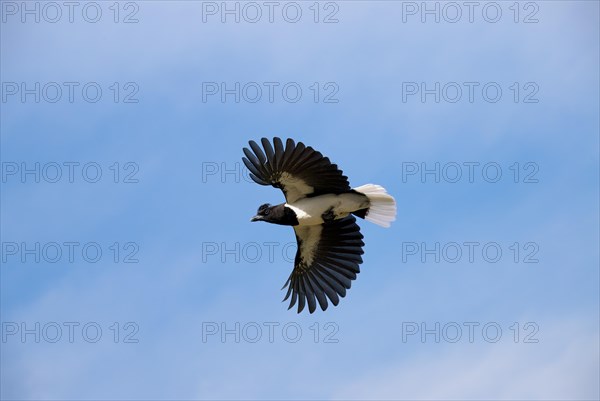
[243,137,396,313]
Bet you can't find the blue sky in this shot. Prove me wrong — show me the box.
[1,1,599,399]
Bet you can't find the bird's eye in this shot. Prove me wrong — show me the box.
[258,203,271,213]
[263,209,270,215]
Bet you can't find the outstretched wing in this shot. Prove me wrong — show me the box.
[242,137,350,203]
[282,216,365,313]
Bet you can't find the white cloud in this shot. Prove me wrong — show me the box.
[333,318,599,400]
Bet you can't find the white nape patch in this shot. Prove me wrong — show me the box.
[293,225,323,267]
[353,184,397,228]
[287,193,368,226]
[279,172,313,203]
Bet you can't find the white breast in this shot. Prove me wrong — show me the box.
[286,193,369,226]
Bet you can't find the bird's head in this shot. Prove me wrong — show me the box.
[251,203,275,223]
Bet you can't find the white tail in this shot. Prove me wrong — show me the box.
[353,184,397,228]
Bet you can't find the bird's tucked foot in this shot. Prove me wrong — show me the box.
[322,207,336,222]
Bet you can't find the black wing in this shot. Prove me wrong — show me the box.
[282,216,365,313]
[242,137,350,203]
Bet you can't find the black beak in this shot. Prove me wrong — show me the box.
[251,215,262,222]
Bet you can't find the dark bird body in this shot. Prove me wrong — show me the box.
[243,137,396,313]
